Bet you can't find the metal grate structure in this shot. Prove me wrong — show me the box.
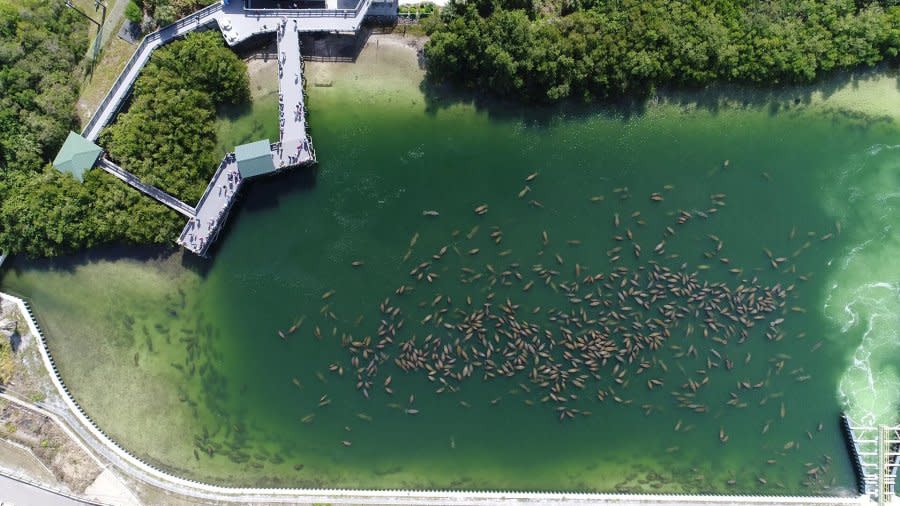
[844,415,900,504]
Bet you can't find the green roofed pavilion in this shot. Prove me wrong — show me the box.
[52,131,103,182]
[235,139,276,179]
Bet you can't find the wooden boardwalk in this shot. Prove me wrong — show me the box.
[176,154,243,256]
[96,158,196,217]
[274,20,315,168]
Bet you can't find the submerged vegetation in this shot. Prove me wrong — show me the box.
[424,0,900,102]
[0,23,248,257]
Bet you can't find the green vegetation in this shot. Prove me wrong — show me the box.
[0,339,12,385]
[0,11,249,257]
[132,0,218,30]
[399,2,436,17]
[102,31,250,203]
[0,1,87,174]
[424,0,900,102]
[125,1,142,23]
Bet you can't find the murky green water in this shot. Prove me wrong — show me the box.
[2,41,899,494]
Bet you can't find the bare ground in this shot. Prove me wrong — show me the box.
[0,299,104,494]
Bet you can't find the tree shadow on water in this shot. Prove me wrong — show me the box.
[419,78,650,128]
[0,244,179,279]
[419,62,899,128]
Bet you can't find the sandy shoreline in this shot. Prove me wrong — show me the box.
[245,31,426,94]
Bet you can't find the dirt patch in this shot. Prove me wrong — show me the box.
[0,400,102,493]
[0,298,102,494]
[0,298,62,412]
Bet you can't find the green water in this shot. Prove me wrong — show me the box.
[2,43,899,494]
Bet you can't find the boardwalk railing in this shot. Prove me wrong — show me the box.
[97,158,196,217]
[243,0,369,17]
[193,154,234,214]
[81,2,224,140]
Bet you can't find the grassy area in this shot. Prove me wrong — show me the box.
[0,338,12,385]
[76,35,135,125]
[73,0,133,126]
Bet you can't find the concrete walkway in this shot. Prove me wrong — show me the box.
[0,473,99,506]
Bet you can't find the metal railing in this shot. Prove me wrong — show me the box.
[243,0,367,17]
[81,2,224,140]
[192,153,236,214]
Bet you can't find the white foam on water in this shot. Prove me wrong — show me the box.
[823,143,900,426]
[866,143,900,157]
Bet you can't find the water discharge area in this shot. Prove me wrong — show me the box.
[1,41,899,494]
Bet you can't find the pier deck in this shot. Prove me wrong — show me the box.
[176,154,243,256]
[97,158,196,218]
[275,20,315,168]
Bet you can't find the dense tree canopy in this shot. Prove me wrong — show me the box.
[424,0,900,102]
[0,17,249,257]
[0,1,87,174]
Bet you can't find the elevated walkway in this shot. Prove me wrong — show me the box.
[275,19,315,168]
[96,158,195,218]
[176,154,243,256]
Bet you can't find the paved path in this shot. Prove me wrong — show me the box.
[97,158,196,217]
[0,473,97,506]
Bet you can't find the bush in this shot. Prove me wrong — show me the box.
[125,1,142,23]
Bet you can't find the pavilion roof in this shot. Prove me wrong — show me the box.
[235,139,276,178]
[52,132,103,182]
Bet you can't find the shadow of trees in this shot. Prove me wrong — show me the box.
[419,62,900,128]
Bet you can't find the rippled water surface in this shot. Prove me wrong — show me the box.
[2,43,899,493]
